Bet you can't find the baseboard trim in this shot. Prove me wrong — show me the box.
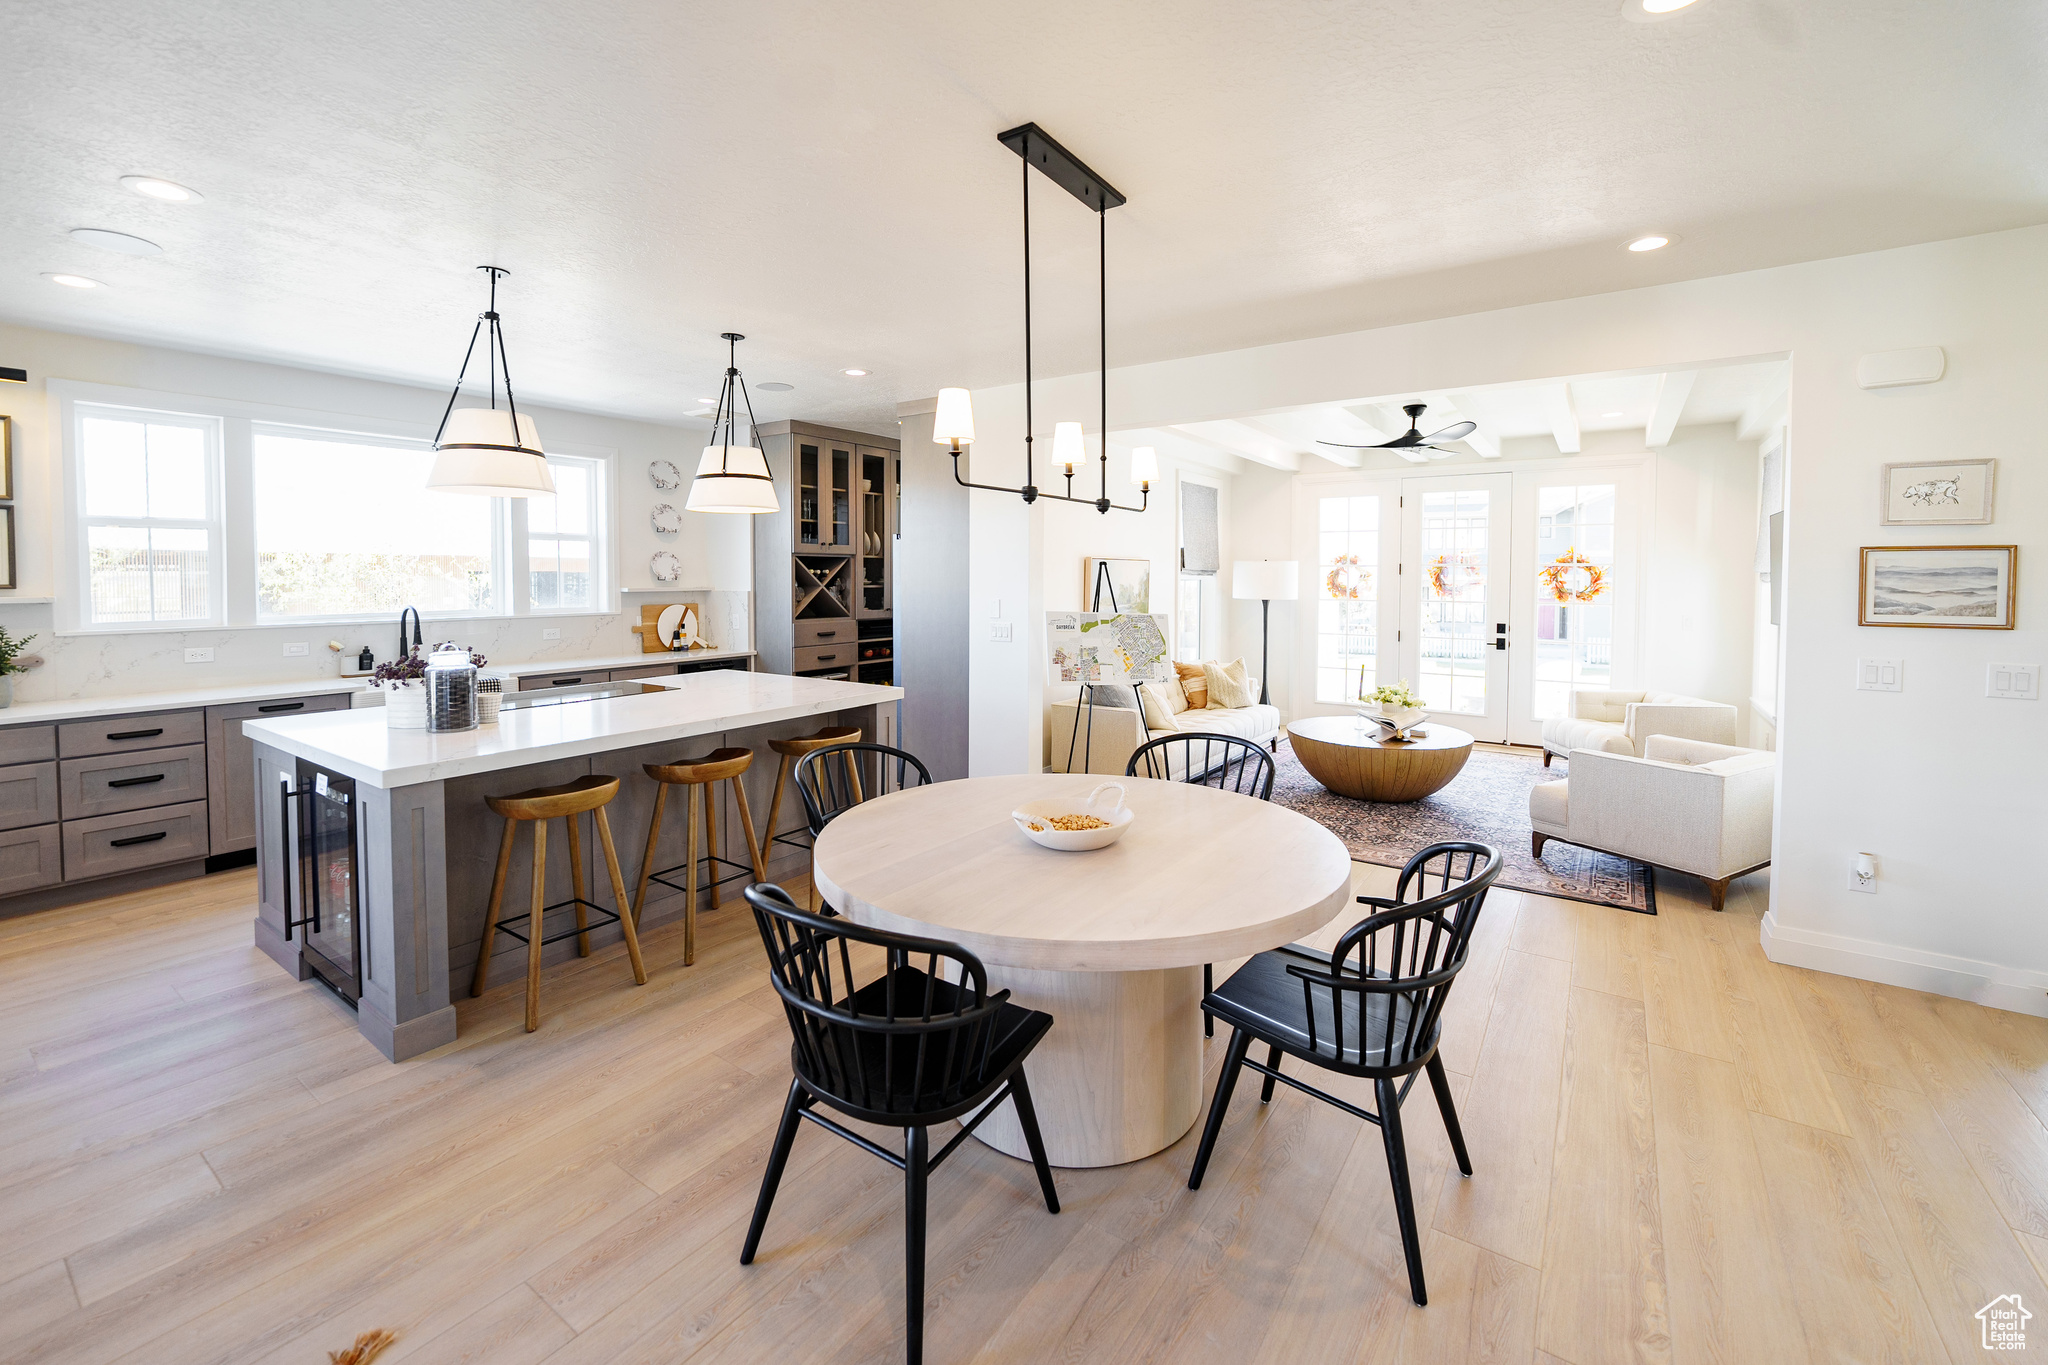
[1760,911,2048,1018]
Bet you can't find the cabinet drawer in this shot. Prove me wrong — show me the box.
[58,710,204,758]
[517,669,613,692]
[610,662,681,682]
[0,824,61,897]
[62,800,209,881]
[60,744,208,819]
[793,643,856,673]
[0,762,60,832]
[794,619,854,648]
[206,693,352,857]
[0,724,57,765]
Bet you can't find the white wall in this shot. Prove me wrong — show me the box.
[0,320,747,700]
[964,225,2048,1016]
[1644,423,1761,724]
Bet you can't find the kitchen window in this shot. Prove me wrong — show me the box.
[57,384,615,633]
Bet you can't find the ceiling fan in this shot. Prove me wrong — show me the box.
[1319,403,1477,463]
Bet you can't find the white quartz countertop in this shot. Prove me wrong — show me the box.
[0,647,756,726]
[243,671,901,788]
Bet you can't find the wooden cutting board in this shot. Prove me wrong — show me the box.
[628,603,700,653]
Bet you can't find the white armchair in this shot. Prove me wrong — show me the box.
[1528,736,1774,911]
[1540,689,1738,767]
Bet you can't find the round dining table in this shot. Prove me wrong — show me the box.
[811,772,1353,1168]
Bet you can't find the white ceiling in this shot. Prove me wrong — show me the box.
[2,0,2042,434]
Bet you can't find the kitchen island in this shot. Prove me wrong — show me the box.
[245,671,901,1060]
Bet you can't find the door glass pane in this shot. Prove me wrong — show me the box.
[1315,495,1378,703]
[1533,484,1617,719]
[1418,489,1489,715]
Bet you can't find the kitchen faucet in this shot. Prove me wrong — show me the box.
[398,606,422,660]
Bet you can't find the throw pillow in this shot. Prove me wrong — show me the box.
[1087,684,1141,713]
[1203,657,1255,710]
[1137,681,1179,732]
[1162,669,1191,713]
[1174,661,1208,710]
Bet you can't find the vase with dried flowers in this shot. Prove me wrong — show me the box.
[372,649,429,729]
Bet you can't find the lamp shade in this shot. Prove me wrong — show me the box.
[1052,422,1084,472]
[1129,445,1158,486]
[426,409,554,496]
[1232,559,1300,601]
[932,387,975,446]
[685,442,779,514]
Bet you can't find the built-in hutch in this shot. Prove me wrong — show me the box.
[752,420,897,688]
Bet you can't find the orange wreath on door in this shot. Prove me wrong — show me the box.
[1540,548,1607,604]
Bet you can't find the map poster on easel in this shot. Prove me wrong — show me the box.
[1046,612,1173,685]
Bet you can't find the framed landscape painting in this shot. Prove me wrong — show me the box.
[1082,557,1150,613]
[1879,458,1994,526]
[1859,545,2015,628]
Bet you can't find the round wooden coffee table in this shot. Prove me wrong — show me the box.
[1286,715,1475,802]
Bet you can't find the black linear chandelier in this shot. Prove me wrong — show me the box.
[935,124,1149,515]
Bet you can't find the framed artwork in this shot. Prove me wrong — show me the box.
[1859,545,2015,629]
[1879,458,1994,525]
[0,414,11,499]
[0,507,13,589]
[1083,557,1150,613]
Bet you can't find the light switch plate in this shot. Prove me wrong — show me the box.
[1855,658,1902,692]
[184,647,214,663]
[282,642,309,657]
[991,622,1013,642]
[541,628,561,640]
[1986,663,2040,700]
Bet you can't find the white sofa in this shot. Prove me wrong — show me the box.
[1540,689,1738,767]
[1528,735,1774,910]
[1049,688,1281,777]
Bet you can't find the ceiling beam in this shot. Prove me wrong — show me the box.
[1165,420,1302,472]
[1236,412,1361,468]
[1644,370,1697,448]
[1444,393,1501,458]
[1115,427,1244,475]
[1543,383,1581,454]
[1737,387,1788,443]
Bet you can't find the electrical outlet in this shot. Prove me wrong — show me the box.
[1848,853,1878,894]
[991,622,1013,642]
[184,647,214,663]
[1986,663,2040,700]
[282,642,309,657]
[542,628,561,641]
[1855,658,1902,692]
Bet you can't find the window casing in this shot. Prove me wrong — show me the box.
[55,383,615,634]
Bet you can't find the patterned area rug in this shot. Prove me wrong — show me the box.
[1268,737,1656,914]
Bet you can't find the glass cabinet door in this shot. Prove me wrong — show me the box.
[796,443,821,547]
[827,443,853,549]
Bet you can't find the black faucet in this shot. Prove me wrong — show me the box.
[398,607,422,660]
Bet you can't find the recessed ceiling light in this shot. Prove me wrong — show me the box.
[1622,0,1706,19]
[757,382,795,392]
[1642,0,1699,11]
[842,368,868,377]
[1602,411,1624,419]
[120,175,201,203]
[1627,234,1672,252]
[44,272,103,288]
[70,228,162,256]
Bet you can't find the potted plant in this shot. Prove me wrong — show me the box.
[0,628,35,708]
[1358,680,1429,740]
[372,649,429,728]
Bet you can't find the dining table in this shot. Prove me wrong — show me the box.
[810,772,1354,1168]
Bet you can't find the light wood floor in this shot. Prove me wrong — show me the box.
[3,863,2045,1365]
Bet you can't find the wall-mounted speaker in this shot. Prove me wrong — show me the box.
[1856,346,1945,389]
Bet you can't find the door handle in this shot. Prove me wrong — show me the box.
[108,773,167,788]
[1493,638,1508,651]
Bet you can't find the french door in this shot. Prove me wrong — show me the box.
[1398,473,1513,742]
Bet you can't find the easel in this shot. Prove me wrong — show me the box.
[1064,563,1122,774]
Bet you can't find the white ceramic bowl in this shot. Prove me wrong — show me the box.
[1012,782,1135,852]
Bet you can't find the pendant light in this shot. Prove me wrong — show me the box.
[936,123,1146,516]
[425,266,555,497]
[685,332,778,514]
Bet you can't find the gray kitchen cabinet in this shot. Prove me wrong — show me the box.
[516,669,614,692]
[61,744,208,819]
[205,693,353,855]
[0,824,62,897]
[0,761,60,832]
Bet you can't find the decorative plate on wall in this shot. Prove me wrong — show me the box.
[649,550,682,582]
[650,503,681,534]
[648,459,683,490]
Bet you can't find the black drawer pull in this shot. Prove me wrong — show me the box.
[107,773,167,788]
[110,830,169,848]
[107,728,164,741]
[814,653,838,662]
[551,677,583,686]
[257,701,304,713]
[814,630,838,638]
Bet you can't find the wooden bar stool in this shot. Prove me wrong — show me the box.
[633,747,767,966]
[764,726,861,906]
[472,774,648,1033]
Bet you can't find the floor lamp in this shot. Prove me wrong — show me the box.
[1232,560,1299,706]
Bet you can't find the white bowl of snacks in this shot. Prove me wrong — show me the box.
[1012,782,1135,852]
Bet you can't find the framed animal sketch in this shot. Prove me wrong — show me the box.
[1879,459,1994,526]
[1859,545,2015,629]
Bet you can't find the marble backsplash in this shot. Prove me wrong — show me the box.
[0,591,752,703]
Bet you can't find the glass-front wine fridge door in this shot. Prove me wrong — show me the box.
[300,763,362,1003]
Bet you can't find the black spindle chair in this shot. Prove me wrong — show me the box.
[792,742,932,911]
[739,883,1059,1365]
[1187,841,1502,1307]
[1127,731,1276,1033]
